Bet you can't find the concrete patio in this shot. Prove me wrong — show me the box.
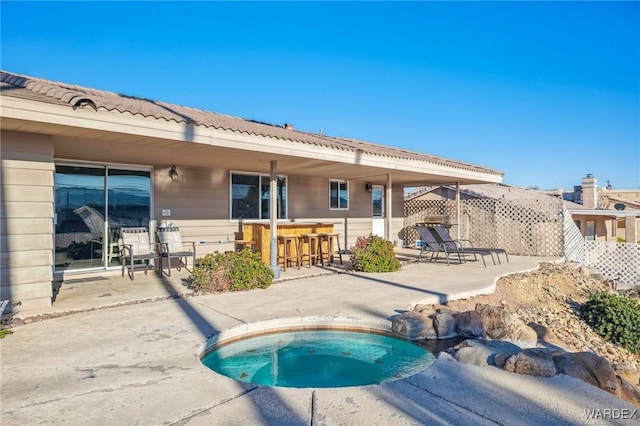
[1,252,636,425]
[20,249,545,319]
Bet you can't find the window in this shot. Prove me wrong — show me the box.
[329,180,349,210]
[231,173,286,220]
[586,220,596,241]
[54,164,151,272]
[371,185,384,218]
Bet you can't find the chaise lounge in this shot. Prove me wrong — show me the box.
[430,225,509,264]
[415,225,494,267]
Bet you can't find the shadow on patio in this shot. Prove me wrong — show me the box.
[18,249,559,320]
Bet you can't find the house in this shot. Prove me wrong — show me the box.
[0,70,504,313]
[548,175,639,243]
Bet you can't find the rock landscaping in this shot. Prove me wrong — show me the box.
[392,262,640,407]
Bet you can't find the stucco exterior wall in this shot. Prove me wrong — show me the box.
[1,131,55,313]
[153,166,407,254]
[572,214,614,241]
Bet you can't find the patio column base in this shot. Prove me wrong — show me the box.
[270,265,281,279]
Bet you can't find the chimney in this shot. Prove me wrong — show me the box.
[582,174,598,209]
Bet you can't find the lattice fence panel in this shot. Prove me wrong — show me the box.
[583,241,640,287]
[55,232,102,249]
[403,198,565,256]
[403,199,456,247]
[563,205,585,263]
[495,199,564,256]
[460,199,498,249]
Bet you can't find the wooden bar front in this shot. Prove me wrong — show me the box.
[242,222,335,264]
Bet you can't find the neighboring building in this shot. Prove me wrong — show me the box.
[1,71,503,313]
[403,183,567,257]
[405,183,548,202]
[405,181,639,287]
[548,175,639,243]
[409,178,640,245]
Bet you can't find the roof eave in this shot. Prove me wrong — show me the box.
[1,95,503,184]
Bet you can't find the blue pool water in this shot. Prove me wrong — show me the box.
[202,329,436,388]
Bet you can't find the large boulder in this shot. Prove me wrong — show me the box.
[452,339,520,367]
[413,304,455,316]
[391,311,437,340]
[613,364,640,386]
[475,303,538,347]
[617,376,640,408]
[503,348,556,377]
[553,352,619,395]
[433,312,457,339]
[454,310,485,339]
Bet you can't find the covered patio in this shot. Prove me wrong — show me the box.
[2,70,505,314]
[20,250,558,320]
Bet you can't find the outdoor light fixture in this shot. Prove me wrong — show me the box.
[169,165,179,182]
[365,182,372,192]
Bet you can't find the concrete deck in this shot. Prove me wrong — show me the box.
[1,252,636,425]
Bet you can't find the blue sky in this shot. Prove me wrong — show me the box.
[2,1,639,190]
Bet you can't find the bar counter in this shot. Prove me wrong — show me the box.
[243,222,335,264]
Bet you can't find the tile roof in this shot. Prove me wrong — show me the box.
[0,70,502,177]
[405,183,555,201]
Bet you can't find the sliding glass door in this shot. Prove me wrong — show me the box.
[54,164,151,272]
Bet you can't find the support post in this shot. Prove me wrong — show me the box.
[269,161,281,279]
[385,174,392,241]
[456,182,461,239]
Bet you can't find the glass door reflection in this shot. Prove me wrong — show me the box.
[54,165,106,271]
[54,165,151,272]
[106,169,151,267]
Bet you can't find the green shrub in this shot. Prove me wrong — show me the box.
[350,234,401,273]
[580,291,640,354]
[191,249,273,293]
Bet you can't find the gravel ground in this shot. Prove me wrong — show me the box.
[445,262,640,374]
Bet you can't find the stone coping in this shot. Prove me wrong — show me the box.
[198,315,394,360]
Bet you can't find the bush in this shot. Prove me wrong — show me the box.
[191,249,273,293]
[580,291,640,354]
[350,234,401,273]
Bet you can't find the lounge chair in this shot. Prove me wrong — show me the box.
[121,227,162,280]
[430,225,509,264]
[156,227,196,277]
[415,225,493,267]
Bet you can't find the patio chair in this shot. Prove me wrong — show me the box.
[416,225,492,267]
[416,225,464,265]
[156,227,196,277]
[430,225,509,264]
[121,227,162,280]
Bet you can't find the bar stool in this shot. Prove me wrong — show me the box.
[318,232,343,265]
[300,233,320,268]
[234,231,256,252]
[277,235,300,270]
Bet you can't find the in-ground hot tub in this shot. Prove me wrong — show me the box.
[199,317,436,388]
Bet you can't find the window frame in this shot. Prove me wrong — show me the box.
[329,179,349,210]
